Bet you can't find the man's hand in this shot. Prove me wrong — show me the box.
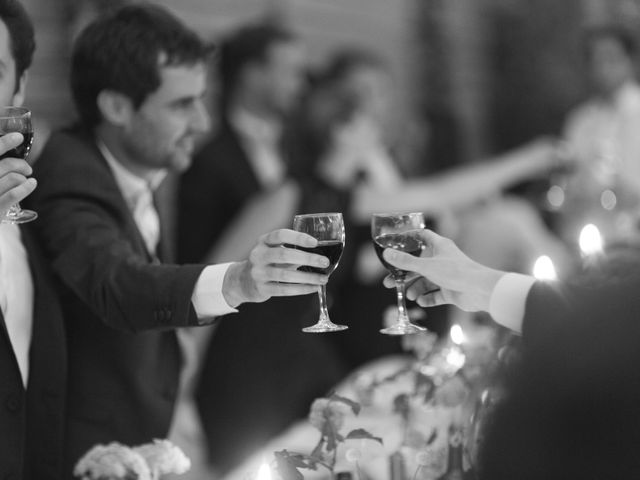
[0,132,36,216]
[222,229,330,307]
[382,229,505,312]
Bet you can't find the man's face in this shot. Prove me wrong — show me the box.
[121,62,210,173]
[0,18,25,107]
[256,41,306,115]
[588,36,635,98]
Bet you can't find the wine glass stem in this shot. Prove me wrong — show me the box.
[395,278,411,326]
[317,284,331,325]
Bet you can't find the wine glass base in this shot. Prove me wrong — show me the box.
[380,322,426,336]
[2,209,37,224]
[302,322,348,333]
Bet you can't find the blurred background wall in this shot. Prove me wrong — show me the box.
[18,0,640,173]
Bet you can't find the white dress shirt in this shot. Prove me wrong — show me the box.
[98,140,237,318]
[488,272,537,334]
[0,223,34,387]
[230,108,287,190]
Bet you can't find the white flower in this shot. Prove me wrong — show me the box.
[74,442,151,480]
[308,398,353,432]
[134,439,191,477]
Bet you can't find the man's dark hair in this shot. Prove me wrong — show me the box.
[71,2,214,128]
[0,0,35,87]
[218,23,296,101]
[584,24,638,60]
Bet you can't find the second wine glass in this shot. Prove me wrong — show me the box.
[293,212,347,333]
[372,212,427,335]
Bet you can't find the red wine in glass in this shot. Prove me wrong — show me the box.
[0,106,37,224]
[292,212,348,333]
[295,240,344,275]
[373,232,424,279]
[371,212,427,335]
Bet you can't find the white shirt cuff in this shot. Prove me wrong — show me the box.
[489,273,537,334]
[191,263,238,319]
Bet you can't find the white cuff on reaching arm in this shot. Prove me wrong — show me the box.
[192,263,238,319]
[489,273,537,334]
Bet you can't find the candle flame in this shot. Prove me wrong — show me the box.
[256,462,272,480]
[450,324,465,345]
[533,255,557,280]
[579,224,603,255]
[446,348,466,370]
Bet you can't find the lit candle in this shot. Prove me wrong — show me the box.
[532,255,557,281]
[579,224,603,255]
[446,324,466,371]
[255,461,272,480]
[578,223,604,269]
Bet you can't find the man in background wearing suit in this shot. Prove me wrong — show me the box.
[0,1,66,479]
[27,5,332,478]
[178,24,345,474]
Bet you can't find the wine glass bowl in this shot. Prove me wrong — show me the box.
[292,212,347,333]
[372,212,427,335]
[0,106,37,224]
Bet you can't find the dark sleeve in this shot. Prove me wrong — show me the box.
[28,131,207,333]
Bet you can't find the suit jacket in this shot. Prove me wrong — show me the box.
[27,126,210,476]
[0,227,66,480]
[479,261,640,479]
[179,119,346,473]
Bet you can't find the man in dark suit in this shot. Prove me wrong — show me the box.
[26,5,333,477]
[178,24,346,474]
[383,229,640,478]
[0,1,66,479]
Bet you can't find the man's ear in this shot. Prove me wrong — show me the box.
[12,72,27,107]
[96,90,134,127]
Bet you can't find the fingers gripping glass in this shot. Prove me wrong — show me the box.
[0,107,36,224]
[293,213,347,333]
[372,212,427,335]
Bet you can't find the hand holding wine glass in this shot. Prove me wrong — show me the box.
[0,106,37,223]
[292,212,347,333]
[0,131,36,218]
[372,212,427,335]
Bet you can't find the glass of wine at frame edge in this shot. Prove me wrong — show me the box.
[292,212,347,333]
[372,212,427,335]
[0,106,36,224]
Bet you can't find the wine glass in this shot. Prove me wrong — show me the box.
[0,106,36,224]
[372,212,427,335]
[292,212,347,333]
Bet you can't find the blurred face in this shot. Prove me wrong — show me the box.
[0,18,25,107]
[256,41,306,115]
[121,62,210,173]
[588,36,635,98]
[344,65,394,128]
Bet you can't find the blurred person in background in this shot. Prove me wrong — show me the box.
[287,47,571,368]
[177,23,346,475]
[558,24,640,246]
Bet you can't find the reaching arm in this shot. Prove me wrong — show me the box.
[350,138,558,222]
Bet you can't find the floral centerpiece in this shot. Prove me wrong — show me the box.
[74,439,191,480]
[275,393,382,480]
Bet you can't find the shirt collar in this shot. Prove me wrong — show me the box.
[97,139,167,210]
